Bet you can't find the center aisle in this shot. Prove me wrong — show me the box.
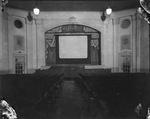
[48,79,104,119]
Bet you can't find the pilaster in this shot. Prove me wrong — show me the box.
[103,17,113,70]
[131,14,137,72]
[32,19,37,71]
[35,19,45,69]
[7,14,15,73]
[1,12,9,74]
[0,8,3,73]
[112,18,120,72]
[0,7,2,97]
[136,13,142,72]
[25,19,34,73]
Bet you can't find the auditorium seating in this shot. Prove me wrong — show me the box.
[0,71,64,118]
[78,72,150,117]
[0,66,150,118]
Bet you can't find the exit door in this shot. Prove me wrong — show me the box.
[14,56,25,74]
[119,56,132,73]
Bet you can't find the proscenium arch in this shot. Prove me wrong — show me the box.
[43,22,102,34]
[45,24,101,33]
[45,24,101,65]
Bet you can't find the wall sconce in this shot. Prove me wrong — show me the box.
[1,0,8,12]
[101,11,106,21]
[33,1,40,15]
[27,11,33,22]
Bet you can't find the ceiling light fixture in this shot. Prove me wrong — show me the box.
[106,0,112,15]
[33,1,40,15]
[106,6,112,15]
[33,7,40,15]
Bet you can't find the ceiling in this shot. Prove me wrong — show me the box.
[6,0,140,12]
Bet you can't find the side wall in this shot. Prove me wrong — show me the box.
[0,8,149,73]
[111,10,149,73]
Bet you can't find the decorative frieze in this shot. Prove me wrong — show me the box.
[120,35,131,50]
[84,26,96,32]
[48,26,62,33]
[118,50,132,55]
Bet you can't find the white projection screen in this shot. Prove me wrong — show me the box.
[59,36,88,59]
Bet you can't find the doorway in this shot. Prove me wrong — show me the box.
[119,55,132,73]
[14,56,25,74]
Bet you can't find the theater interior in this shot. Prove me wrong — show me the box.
[0,0,150,119]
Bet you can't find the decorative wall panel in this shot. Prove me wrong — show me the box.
[62,25,84,33]
[91,39,99,64]
[14,20,23,29]
[45,33,56,65]
[121,19,131,29]
[120,35,131,50]
[14,35,24,51]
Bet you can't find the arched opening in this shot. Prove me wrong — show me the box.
[45,24,101,65]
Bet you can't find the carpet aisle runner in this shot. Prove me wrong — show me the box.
[48,80,103,119]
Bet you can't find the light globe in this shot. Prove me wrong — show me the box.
[33,7,40,15]
[106,7,112,15]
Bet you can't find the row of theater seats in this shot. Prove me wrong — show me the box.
[0,72,64,118]
[76,73,150,118]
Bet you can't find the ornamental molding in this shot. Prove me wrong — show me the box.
[118,50,132,56]
[68,16,77,23]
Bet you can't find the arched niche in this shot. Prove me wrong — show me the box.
[45,24,101,65]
